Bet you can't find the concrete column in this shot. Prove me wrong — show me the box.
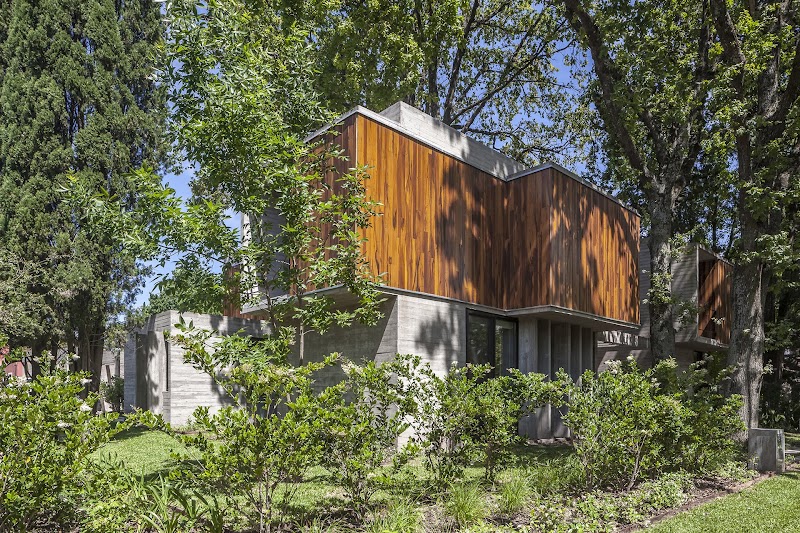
[518,317,538,374]
[536,319,552,439]
[518,318,538,439]
[551,322,570,438]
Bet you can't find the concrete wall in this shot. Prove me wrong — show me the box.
[124,311,270,426]
[396,294,466,374]
[126,295,603,439]
[289,296,399,390]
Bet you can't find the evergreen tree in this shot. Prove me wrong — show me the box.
[0,0,167,387]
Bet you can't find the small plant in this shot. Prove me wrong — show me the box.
[0,356,117,531]
[443,483,487,529]
[530,497,571,533]
[498,471,531,515]
[365,500,422,533]
[100,376,125,413]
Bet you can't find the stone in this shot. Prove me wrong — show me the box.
[748,428,785,473]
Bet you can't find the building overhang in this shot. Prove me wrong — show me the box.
[242,284,640,333]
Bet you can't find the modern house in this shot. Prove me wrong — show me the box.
[127,102,730,438]
[597,242,733,370]
[240,102,641,439]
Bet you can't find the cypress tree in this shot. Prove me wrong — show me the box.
[0,0,167,386]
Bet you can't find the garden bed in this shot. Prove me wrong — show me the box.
[88,429,760,533]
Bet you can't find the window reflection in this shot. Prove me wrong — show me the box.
[466,312,518,377]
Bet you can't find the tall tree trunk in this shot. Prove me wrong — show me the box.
[728,208,767,431]
[647,193,677,363]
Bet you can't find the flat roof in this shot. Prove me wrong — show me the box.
[307,101,639,216]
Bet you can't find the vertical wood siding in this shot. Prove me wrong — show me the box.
[698,258,732,343]
[319,114,640,324]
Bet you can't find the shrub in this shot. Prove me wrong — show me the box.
[443,483,487,529]
[146,324,336,533]
[396,355,564,488]
[654,357,744,472]
[0,362,116,531]
[563,358,744,490]
[100,376,124,413]
[562,360,682,489]
[316,358,417,515]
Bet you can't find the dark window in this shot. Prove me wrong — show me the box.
[466,311,518,377]
[164,340,170,392]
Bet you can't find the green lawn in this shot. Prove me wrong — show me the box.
[92,428,574,515]
[647,471,800,532]
[92,426,188,477]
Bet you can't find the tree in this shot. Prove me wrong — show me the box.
[561,0,714,361]
[709,0,800,429]
[304,0,587,165]
[72,0,383,363]
[0,0,167,387]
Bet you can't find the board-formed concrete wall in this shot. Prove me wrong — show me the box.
[124,311,270,426]
[289,296,399,391]
[126,294,602,439]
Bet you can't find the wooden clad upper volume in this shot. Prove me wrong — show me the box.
[698,256,732,344]
[322,112,640,325]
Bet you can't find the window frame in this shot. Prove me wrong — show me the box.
[465,309,519,377]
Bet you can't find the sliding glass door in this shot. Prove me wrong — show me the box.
[466,311,518,377]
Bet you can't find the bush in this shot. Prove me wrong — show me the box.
[396,355,564,488]
[0,363,116,531]
[316,358,417,515]
[655,357,744,472]
[563,358,744,490]
[146,324,336,533]
[100,376,124,413]
[562,360,682,489]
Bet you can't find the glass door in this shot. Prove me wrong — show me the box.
[466,311,518,377]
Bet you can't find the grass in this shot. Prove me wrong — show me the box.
[93,428,574,512]
[92,426,187,477]
[647,471,800,532]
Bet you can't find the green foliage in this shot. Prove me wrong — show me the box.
[396,355,565,488]
[80,457,226,533]
[564,358,744,490]
[138,262,228,317]
[0,365,117,531]
[364,500,422,533]
[153,321,336,533]
[305,0,585,165]
[316,359,416,515]
[497,470,532,515]
[0,0,167,382]
[100,376,125,413]
[531,472,694,532]
[527,455,586,497]
[443,483,487,529]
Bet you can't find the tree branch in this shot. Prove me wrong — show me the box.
[561,0,652,181]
